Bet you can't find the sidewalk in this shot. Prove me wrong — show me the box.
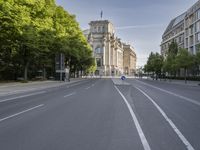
[0,78,86,96]
[146,78,200,87]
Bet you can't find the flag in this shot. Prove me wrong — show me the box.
[101,11,103,19]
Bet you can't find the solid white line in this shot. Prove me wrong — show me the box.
[64,92,76,98]
[0,91,46,103]
[0,104,44,122]
[114,86,151,150]
[136,80,200,107]
[135,86,195,150]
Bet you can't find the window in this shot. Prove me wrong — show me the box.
[186,38,189,47]
[179,36,182,43]
[190,26,193,34]
[93,27,97,32]
[196,32,200,42]
[190,47,194,54]
[190,36,194,45]
[195,21,200,32]
[98,26,101,32]
[186,29,189,36]
[197,9,200,19]
[102,26,105,32]
[95,47,103,53]
[96,58,102,67]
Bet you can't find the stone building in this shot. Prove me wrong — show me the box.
[123,44,137,76]
[161,0,200,56]
[83,20,136,76]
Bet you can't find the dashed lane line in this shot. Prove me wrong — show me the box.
[64,92,76,98]
[0,91,46,103]
[0,104,44,122]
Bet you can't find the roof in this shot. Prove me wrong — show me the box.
[163,12,186,35]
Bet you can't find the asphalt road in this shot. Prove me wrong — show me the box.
[0,78,199,150]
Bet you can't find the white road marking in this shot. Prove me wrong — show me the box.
[85,86,91,90]
[85,83,95,90]
[0,104,44,122]
[136,80,200,107]
[135,86,195,150]
[0,91,46,103]
[64,92,76,98]
[114,86,151,150]
[68,80,89,88]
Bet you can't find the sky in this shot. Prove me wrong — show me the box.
[56,0,198,67]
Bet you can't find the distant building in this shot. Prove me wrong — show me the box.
[161,0,200,56]
[161,13,185,57]
[83,20,136,76]
[123,44,137,76]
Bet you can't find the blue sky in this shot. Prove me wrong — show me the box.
[56,0,197,67]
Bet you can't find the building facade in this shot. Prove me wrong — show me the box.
[123,44,137,76]
[84,20,136,76]
[161,0,200,56]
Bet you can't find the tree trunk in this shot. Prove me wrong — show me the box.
[68,69,71,82]
[24,62,29,81]
[81,66,83,77]
[184,68,187,84]
[43,67,46,79]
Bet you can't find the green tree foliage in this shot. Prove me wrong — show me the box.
[0,0,93,80]
[175,48,194,83]
[168,41,178,56]
[145,52,163,79]
[196,51,200,65]
[144,42,200,81]
[163,42,179,76]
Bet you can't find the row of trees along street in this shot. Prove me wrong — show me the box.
[144,41,200,83]
[0,0,96,81]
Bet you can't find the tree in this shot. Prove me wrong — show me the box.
[163,41,179,77]
[175,48,194,83]
[168,41,178,56]
[0,0,94,81]
[85,58,96,75]
[196,51,200,65]
[144,52,163,80]
[195,51,200,76]
[163,53,177,77]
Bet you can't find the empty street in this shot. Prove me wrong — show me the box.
[0,79,199,150]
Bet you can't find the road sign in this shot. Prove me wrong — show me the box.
[121,75,126,81]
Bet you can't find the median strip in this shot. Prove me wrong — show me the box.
[0,104,44,122]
